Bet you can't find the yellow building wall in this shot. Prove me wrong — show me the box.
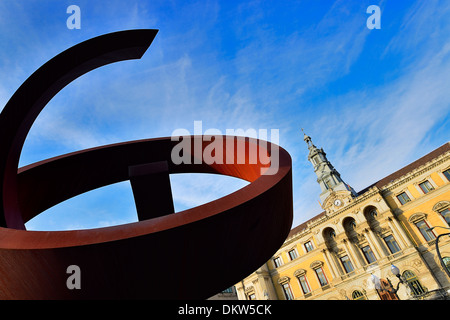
[431,172,446,186]
[272,249,332,299]
[238,147,450,300]
[407,184,421,199]
[393,183,450,246]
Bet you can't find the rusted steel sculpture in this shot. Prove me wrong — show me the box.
[0,30,293,299]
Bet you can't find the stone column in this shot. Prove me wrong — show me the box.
[366,228,388,258]
[322,249,340,278]
[343,239,362,269]
[235,282,246,300]
[389,217,413,247]
[363,229,382,260]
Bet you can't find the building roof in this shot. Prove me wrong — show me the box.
[372,142,450,189]
[287,142,450,239]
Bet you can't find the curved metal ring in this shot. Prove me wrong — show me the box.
[0,30,293,299]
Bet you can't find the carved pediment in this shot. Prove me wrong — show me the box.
[408,212,427,223]
[293,269,307,277]
[322,190,353,210]
[244,285,254,293]
[433,201,449,212]
[310,260,324,269]
[278,276,290,284]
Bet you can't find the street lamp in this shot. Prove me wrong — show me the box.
[389,264,413,295]
[390,264,400,277]
[370,264,412,298]
[428,226,450,279]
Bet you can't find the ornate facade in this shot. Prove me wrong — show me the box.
[235,137,450,300]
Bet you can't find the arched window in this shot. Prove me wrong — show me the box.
[439,209,450,226]
[432,201,450,226]
[343,217,358,241]
[364,206,381,232]
[323,227,338,253]
[403,270,427,296]
[329,230,336,238]
[323,227,337,243]
[343,217,357,232]
[352,290,366,300]
[364,206,378,220]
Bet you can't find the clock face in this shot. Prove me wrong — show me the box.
[334,199,342,207]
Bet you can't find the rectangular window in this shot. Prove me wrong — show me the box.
[384,235,401,254]
[297,275,311,294]
[396,192,411,205]
[419,180,434,194]
[281,283,294,300]
[314,267,328,287]
[247,293,256,300]
[415,220,436,242]
[340,255,354,274]
[443,169,450,181]
[440,209,450,225]
[273,257,283,268]
[288,249,298,260]
[304,241,314,253]
[361,245,377,264]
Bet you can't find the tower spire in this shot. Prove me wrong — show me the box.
[301,128,313,147]
[302,130,356,207]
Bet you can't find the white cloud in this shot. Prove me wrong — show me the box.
[290,1,450,225]
[10,1,450,232]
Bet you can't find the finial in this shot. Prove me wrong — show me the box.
[302,128,312,146]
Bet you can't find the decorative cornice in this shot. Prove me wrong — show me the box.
[244,285,254,293]
[381,151,450,193]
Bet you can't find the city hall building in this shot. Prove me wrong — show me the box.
[234,135,450,300]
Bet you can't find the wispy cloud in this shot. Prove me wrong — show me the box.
[5,1,449,231]
[292,0,450,224]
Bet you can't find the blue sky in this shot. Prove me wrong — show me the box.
[0,0,449,230]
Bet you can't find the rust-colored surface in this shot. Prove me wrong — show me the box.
[0,30,293,299]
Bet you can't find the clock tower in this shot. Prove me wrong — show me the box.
[302,130,357,211]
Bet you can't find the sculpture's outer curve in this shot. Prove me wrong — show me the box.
[0,29,158,229]
[0,30,293,299]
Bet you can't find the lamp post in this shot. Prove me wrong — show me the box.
[428,226,450,279]
[370,264,413,299]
